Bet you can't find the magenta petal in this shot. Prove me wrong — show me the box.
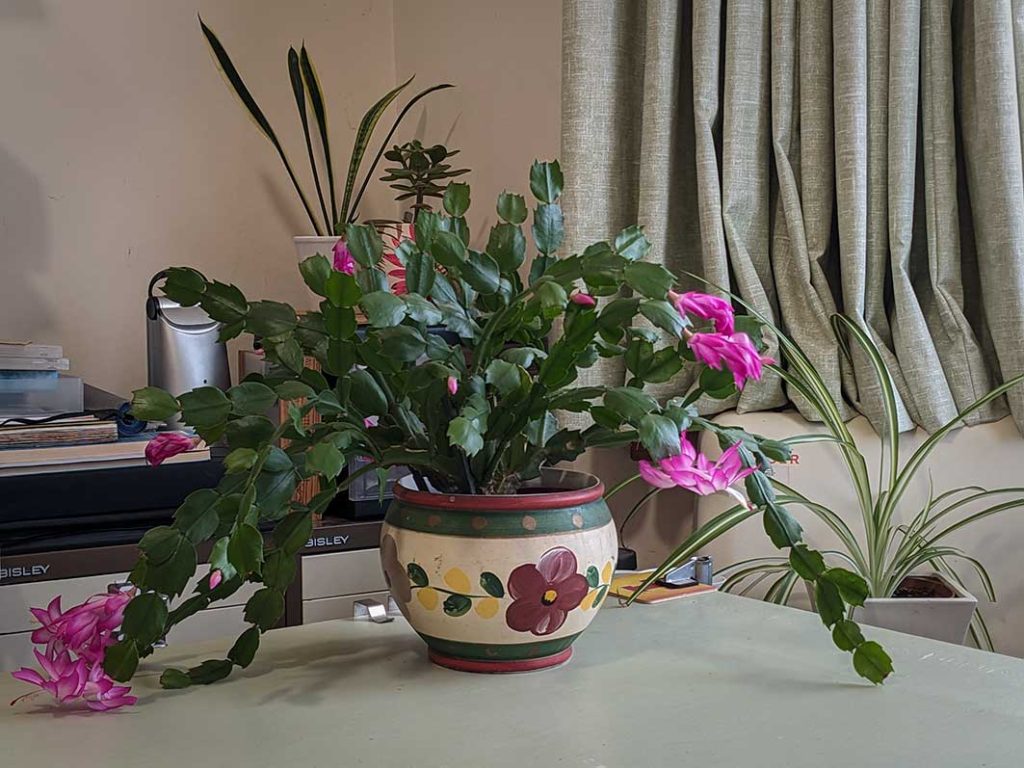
[638,460,676,489]
[536,547,577,584]
[11,668,44,687]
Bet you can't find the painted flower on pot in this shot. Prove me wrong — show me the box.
[506,547,590,636]
[380,533,412,604]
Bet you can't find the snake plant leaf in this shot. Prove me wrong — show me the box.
[300,46,338,229]
[199,18,322,234]
[346,82,456,223]
[339,75,415,226]
[288,47,329,231]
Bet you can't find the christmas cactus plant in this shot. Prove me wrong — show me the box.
[92,160,890,692]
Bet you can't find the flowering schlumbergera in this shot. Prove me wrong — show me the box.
[7,159,888,703]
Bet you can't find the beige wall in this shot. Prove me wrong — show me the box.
[0,0,399,397]
[392,0,562,247]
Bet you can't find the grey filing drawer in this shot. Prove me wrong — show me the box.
[300,549,386,601]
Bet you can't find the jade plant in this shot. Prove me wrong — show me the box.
[380,140,470,213]
[78,161,891,693]
[200,18,453,235]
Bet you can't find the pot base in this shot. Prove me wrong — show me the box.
[428,647,573,674]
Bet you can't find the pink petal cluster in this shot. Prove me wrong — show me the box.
[637,434,756,496]
[687,331,771,389]
[332,239,356,275]
[145,432,200,467]
[669,290,735,334]
[11,593,137,711]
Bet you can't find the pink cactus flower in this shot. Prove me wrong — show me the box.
[208,569,223,590]
[447,376,459,396]
[145,432,200,467]
[11,591,136,711]
[638,435,756,497]
[332,239,356,275]
[570,292,596,307]
[687,331,769,389]
[669,290,735,335]
[363,415,380,429]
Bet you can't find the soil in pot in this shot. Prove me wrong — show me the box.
[893,575,956,599]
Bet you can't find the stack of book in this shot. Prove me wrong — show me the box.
[0,340,210,476]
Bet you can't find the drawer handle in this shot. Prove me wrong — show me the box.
[353,599,394,623]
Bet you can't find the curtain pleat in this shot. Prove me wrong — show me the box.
[562,0,1024,433]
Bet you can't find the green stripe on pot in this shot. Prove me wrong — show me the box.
[385,499,612,538]
[418,632,582,661]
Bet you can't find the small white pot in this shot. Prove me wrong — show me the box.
[855,573,978,645]
[293,235,340,264]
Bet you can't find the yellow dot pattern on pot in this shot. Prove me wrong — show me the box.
[443,567,472,594]
[418,587,439,610]
[475,597,500,619]
[601,561,613,583]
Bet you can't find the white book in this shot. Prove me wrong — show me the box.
[0,342,64,359]
[0,357,70,371]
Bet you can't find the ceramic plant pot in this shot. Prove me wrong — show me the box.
[855,573,978,645]
[380,468,618,673]
[293,235,341,264]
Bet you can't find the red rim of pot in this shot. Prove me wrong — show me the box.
[393,470,605,511]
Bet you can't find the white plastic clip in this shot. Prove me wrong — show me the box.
[353,598,395,623]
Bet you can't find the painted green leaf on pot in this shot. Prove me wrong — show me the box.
[480,571,505,598]
[586,566,600,589]
[443,593,472,617]
[407,562,429,587]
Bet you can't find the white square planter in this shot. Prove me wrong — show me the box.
[855,573,977,645]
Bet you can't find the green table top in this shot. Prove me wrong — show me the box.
[2,592,1022,766]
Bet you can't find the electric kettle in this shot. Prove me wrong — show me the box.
[146,271,230,426]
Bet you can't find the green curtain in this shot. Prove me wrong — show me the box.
[561,0,1024,432]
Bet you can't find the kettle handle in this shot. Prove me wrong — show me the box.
[146,270,169,320]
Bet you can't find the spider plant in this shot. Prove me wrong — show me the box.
[643,308,1024,650]
[199,18,453,236]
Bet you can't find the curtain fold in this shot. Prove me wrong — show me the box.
[562,0,1024,433]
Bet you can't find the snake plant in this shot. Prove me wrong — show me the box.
[200,18,452,236]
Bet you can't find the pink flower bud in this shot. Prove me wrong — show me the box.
[363,415,379,429]
[145,432,199,467]
[447,376,459,396]
[208,569,223,590]
[570,292,596,307]
[333,239,356,275]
